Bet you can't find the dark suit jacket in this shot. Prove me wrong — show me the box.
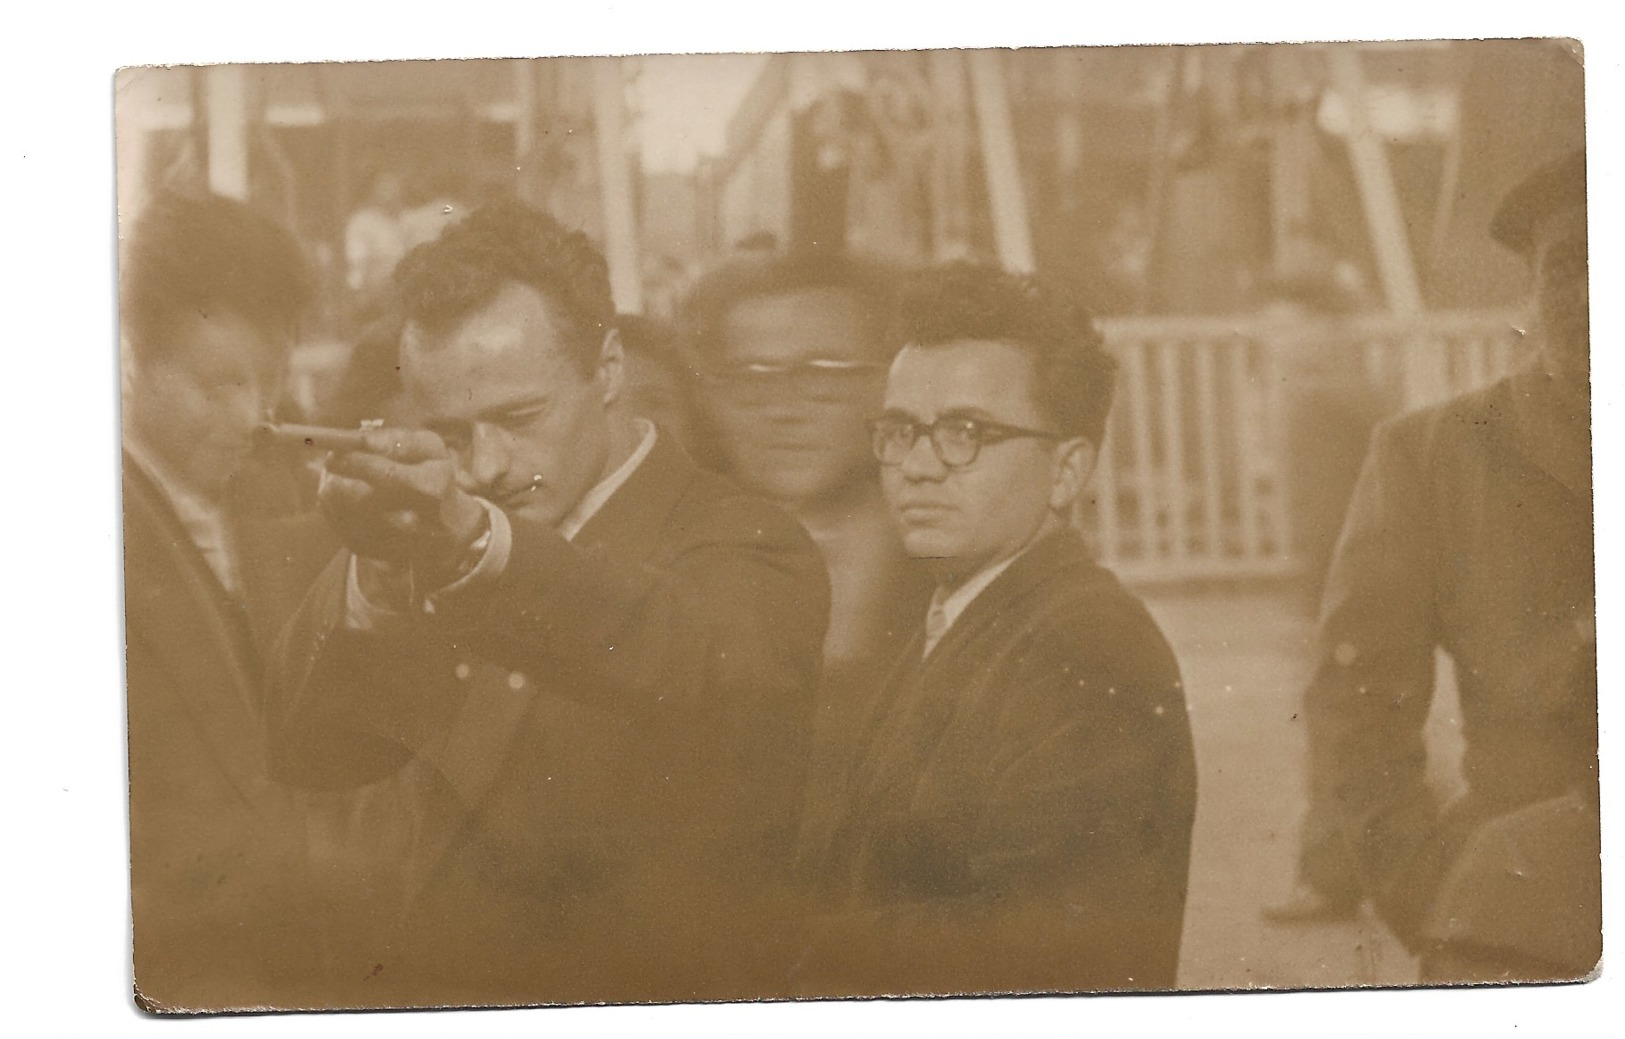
[1300,369,1597,964]
[799,528,1197,996]
[122,450,337,1011]
[269,433,830,1006]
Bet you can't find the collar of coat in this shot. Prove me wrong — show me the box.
[898,526,1107,668]
[566,422,699,555]
[1498,366,1591,503]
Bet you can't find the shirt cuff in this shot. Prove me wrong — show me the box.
[341,499,512,628]
[422,498,513,615]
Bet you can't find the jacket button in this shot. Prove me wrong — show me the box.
[507,671,526,691]
[454,662,472,681]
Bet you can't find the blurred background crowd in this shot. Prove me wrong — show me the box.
[115,38,1585,989]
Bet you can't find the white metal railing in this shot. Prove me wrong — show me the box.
[1091,310,1527,582]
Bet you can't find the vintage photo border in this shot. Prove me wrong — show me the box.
[13,0,1622,1034]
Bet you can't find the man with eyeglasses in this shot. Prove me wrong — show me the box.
[795,262,1197,996]
[683,252,933,881]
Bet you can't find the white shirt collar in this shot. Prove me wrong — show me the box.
[922,549,1025,658]
[557,418,658,542]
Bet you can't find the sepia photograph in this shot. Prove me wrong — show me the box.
[109,34,1599,1015]
[6,5,1604,1033]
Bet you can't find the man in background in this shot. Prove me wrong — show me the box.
[683,252,931,868]
[344,170,410,300]
[799,263,1197,995]
[1287,151,1597,981]
[121,191,335,1009]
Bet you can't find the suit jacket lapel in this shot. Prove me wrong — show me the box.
[916,531,1088,686]
[571,430,694,558]
[862,532,1098,806]
[840,532,1101,893]
[123,453,269,803]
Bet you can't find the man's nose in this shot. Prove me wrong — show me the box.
[898,431,948,482]
[461,422,512,490]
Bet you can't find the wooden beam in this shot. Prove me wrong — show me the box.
[593,58,644,315]
[1326,48,1423,316]
[205,64,249,200]
[1327,47,1441,407]
[967,50,1036,273]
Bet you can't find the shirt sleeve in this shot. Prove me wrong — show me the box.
[423,499,512,613]
[340,498,513,629]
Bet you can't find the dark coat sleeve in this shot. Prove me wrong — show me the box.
[1301,412,1443,938]
[264,551,436,790]
[267,493,828,815]
[453,494,829,775]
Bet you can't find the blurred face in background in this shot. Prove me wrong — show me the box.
[878,339,1086,582]
[621,349,692,451]
[1531,203,1590,393]
[125,309,290,500]
[402,281,617,530]
[697,287,887,508]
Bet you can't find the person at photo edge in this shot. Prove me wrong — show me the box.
[1275,150,1598,983]
[265,199,830,1006]
[120,191,340,1010]
[794,262,1198,995]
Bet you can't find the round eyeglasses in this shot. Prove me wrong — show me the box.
[695,359,887,403]
[868,414,1061,469]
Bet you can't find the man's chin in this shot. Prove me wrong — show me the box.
[900,529,962,560]
[744,469,848,508]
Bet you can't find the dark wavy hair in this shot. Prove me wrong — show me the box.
[891,262,1117,446]
[393,199,615,374]
[120,191,313,363]
[681,249,901,364]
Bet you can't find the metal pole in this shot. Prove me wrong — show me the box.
[592,58,644,315]
[1268,48,1314,279]
[1327,47,1439,407]
[926,49,972,261]
[514,58,535,166]
[967,50,1036,274]
[205,64,249,200]
[1326,49,1423,315]
[1138,50,1187,314]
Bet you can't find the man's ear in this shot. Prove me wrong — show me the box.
[1050,436,1097,513]
[597,328,625,405]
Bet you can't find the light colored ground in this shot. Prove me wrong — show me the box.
[1139,586,1466,991]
